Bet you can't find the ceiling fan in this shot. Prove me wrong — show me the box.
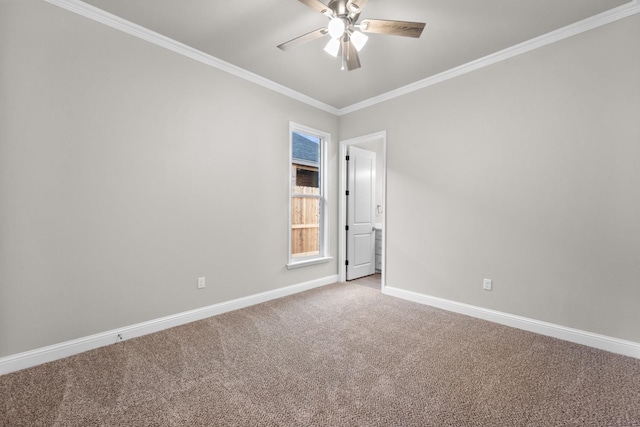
[278,0,426,71]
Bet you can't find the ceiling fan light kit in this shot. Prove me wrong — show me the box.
[278,0,426,71]
[328,17,346,38]
[324,37,341,56]
[350,30,368,51]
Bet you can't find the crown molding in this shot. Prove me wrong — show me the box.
[42,0,341,116]
[338,0,640,115]
[43,0,639,117]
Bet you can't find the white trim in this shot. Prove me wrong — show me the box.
[43,0,640,116]
[337,0,640,115]
[0,274,338,376]
[286,256,333,270]
[42,0,340,116]
[383,286,640,360]
[338,131,387,289]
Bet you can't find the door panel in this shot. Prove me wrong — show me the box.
[353,234,373,265]
[346,146,376,280]
[354,157,373,223]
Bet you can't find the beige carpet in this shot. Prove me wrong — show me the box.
[1,283,639,426]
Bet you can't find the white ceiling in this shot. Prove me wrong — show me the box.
[79,0,631,109]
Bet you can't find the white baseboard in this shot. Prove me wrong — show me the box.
[0,275,338,376]
[383,286,640,360]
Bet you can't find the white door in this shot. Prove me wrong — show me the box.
[346,146,376,280]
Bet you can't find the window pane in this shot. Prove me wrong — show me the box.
[291,195,320,258]
[295,167,318,188]
[292,132,320,189]
[291,130,321,259]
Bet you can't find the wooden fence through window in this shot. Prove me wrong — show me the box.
[292,186,320,257]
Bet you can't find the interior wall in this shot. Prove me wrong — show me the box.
[0,1,338,357]
[339,14,640,342]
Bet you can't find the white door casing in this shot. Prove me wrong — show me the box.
[346,146,376,280]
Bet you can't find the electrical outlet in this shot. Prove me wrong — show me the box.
[483,278,492,291]
[197,277,206,289]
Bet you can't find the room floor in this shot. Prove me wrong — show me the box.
[2,281,638,426]
[349,273,381,290]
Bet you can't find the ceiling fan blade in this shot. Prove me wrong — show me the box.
[360,19,426,38]
[278,28,328,51]
[298,0,332,16]
[341,38,361,71]
[347,0,368,14]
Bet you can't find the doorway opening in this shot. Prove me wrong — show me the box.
[348,273,383,290]
[339,131,386,290]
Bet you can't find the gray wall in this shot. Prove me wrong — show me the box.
[0,2,338,357]
[1,1,638,359]
[340,14,640,342]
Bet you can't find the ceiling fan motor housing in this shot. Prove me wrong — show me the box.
[328,0,361,25]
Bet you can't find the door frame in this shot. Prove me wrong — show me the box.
[339,131,387,288]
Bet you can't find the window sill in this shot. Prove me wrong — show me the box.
[286,257,333,270]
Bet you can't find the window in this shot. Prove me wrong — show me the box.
[287,123,330,268]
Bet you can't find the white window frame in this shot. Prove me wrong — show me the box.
[286,122,332,269]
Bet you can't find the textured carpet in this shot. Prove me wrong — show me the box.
[1,282,639,426]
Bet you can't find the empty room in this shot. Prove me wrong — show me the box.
[1,0,639,425]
